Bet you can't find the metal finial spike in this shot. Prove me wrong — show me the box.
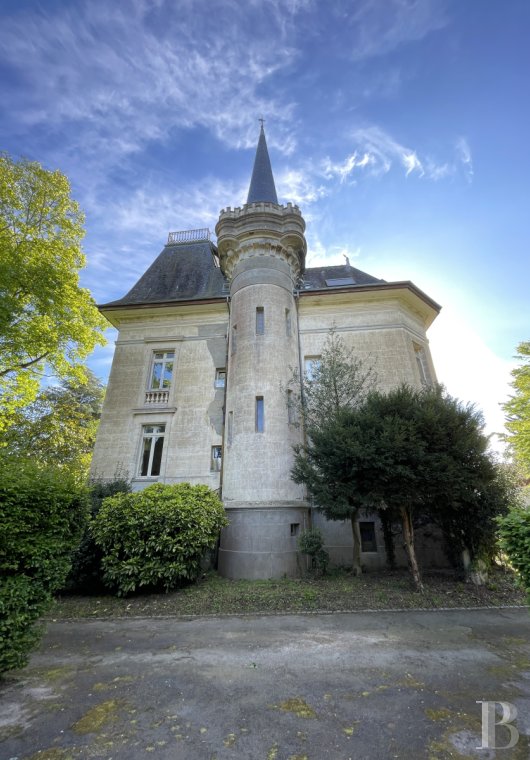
[258,117,265,129]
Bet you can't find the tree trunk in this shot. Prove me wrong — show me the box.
[380,510,396,569]
[350,512,362,576]
[400,506,423,592]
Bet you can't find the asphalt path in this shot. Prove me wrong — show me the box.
[1,608,530,759]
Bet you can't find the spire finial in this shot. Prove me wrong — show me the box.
[246,121,278,205]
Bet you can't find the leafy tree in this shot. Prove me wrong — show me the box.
[290,330,376,432]
[0,370,104,477]
[289,331,376,575]
[497,507,530,599]
[0,153,107,430]
[503,341,530,478]
[293,384,511,592]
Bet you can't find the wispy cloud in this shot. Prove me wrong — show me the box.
[0,0,300,169]
[321,126,472,183]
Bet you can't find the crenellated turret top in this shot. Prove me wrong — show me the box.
[246,124,278,205]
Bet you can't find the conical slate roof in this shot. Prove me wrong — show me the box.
[246,124,278,204]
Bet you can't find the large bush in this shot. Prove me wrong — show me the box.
[497,508,530,596]
[64,476,131,594]
[91,482,228,596]
[0,456,88,674]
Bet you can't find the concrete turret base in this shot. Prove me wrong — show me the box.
[218,502,310,579]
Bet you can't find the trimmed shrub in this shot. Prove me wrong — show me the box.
[0,456,88,674]
[65,477,131,593]
[90,482,228,596]
[497,508,530,596]
[298,528,329,575]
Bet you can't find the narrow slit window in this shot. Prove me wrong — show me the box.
[231,325,237,354]
[255,396,264,433]
[285,308,291,337]
[227,411,233,445]
[256,307,265,335]
[287,389,296,424]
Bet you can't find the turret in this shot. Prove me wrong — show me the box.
[216,124,310,579]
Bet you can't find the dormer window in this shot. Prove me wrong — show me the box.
[325,277,355,287]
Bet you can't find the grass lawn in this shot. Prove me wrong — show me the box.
[49,567,527,619]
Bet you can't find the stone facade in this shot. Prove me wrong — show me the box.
[91,128,442,579]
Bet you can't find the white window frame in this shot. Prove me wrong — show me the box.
[138,423,166,477]
[304,355,321,381]
[149,350,175,391]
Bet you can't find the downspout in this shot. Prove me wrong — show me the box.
[219,295,230,500]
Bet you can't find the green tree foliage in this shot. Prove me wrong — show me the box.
[290,332,376,575]
[298,528,329,575]
[90,482,228,596]
[291,330,376,431]
[293,384,511,592]
[0,370,104,477]
[0,456,88,674]
[503,341,530,478]
[65,476,131,594]
[0,153,107,430]
[497,507,530,598]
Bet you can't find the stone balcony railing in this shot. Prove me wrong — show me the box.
[145,390,170,405]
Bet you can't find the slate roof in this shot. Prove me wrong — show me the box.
[99,242,385,310]
[100,239,227,308]
[246,125,278,205]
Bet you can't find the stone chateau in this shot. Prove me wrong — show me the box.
[91,126,442,578]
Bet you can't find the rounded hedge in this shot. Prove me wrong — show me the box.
[90,482,228,596]
[0,456,88,674]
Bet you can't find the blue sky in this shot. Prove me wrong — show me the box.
[1,0,528,451]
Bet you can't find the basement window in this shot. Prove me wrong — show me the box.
[359,522,377,553]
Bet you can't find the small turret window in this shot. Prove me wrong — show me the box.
[285,308,292,337]
[255,396,264,432]
[231,325,237,354]
[256,307,265,335]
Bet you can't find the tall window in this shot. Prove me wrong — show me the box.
[256,307,265,335]
[149,351,174,389]
[285,308,292,337]
[414,344,432,387]
[255,396,264,432]
[304,355,321,381]
[139,424,165,477]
